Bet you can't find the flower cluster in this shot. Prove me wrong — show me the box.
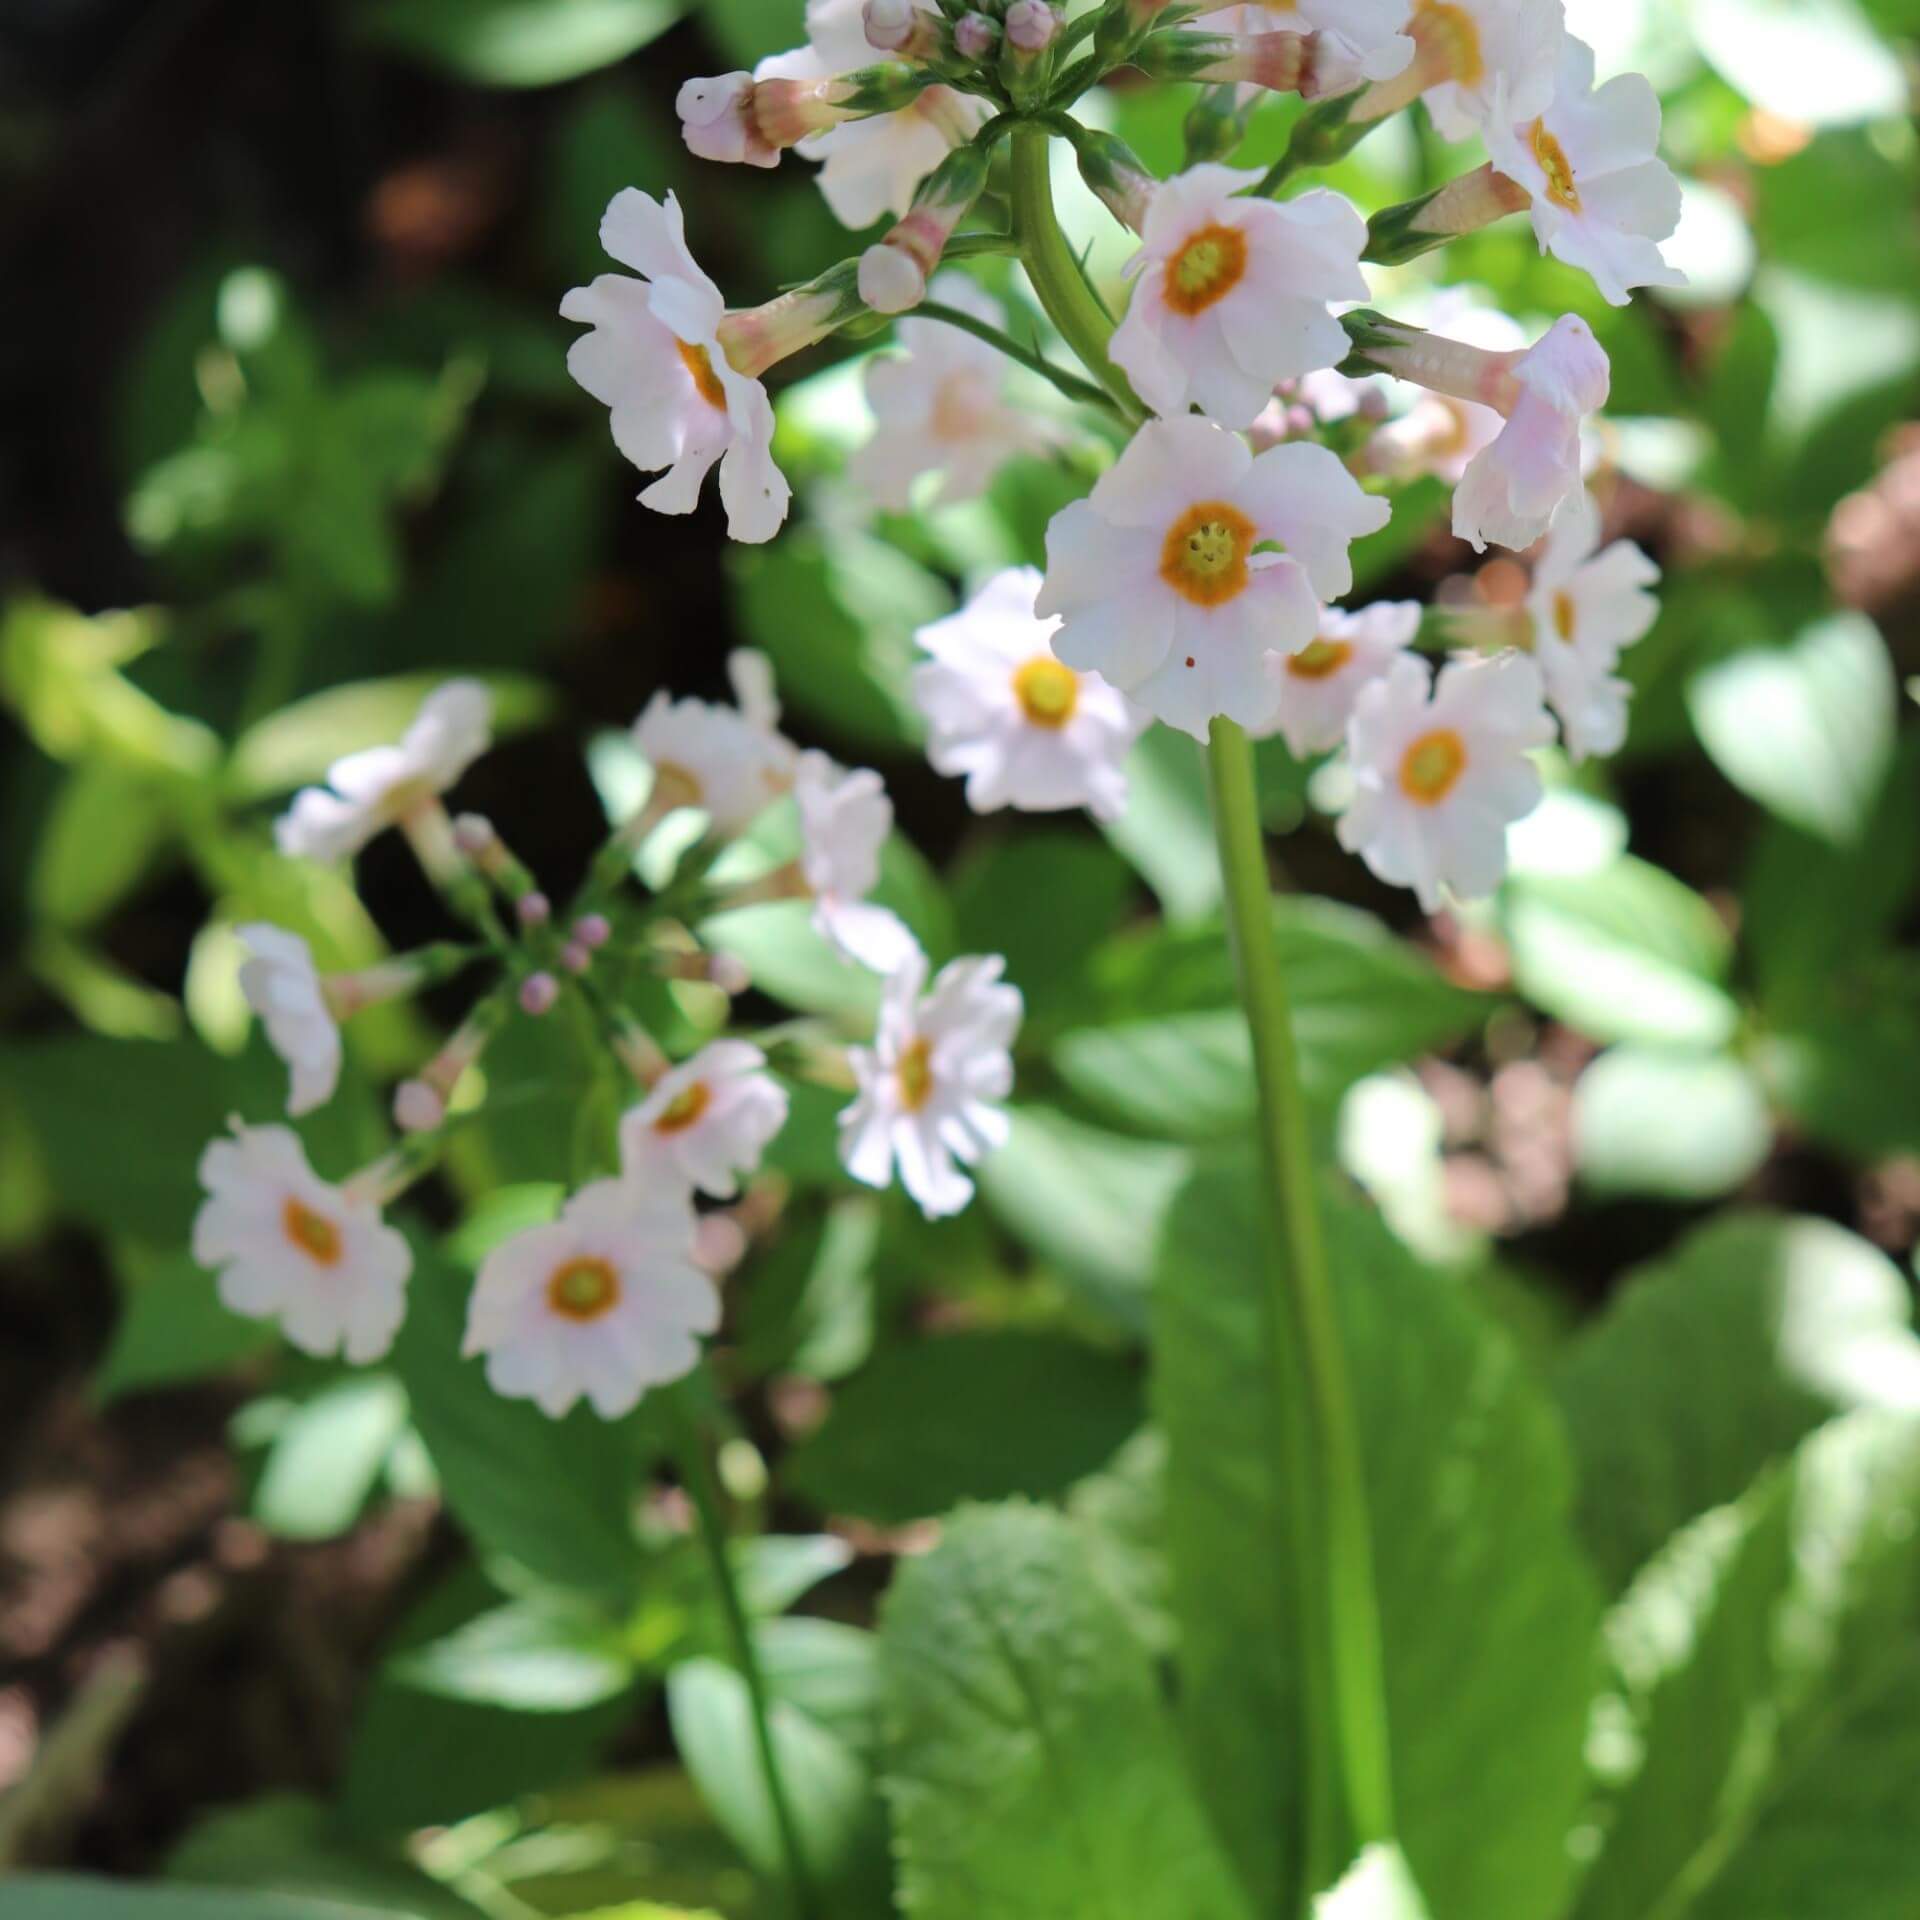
[194,669,1023,1422]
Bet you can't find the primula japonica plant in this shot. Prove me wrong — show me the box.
[102,3,1920,1920]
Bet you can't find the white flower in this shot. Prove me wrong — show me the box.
[1199,1,1416,84]
[1337,651,1555,911]
[193,1122,410,1363]
[1525,490,1659,760]
[677,71,781,168]
[619,1040,791,1201]
[1111,166,1370,430]
[1038,416,1391,741]
[913,566,1147,823]
[1413,0,1565,142]
[1256,599,1423,758]
[1485,37,1684,306]
[237,924,342,1117]
[462,1180,715,1420]
[1454,314,1610,554]
[768,0,989,228]
[794,751,917,971]
[1366,294,1525,485]
[848,276,1061,510]
[561,190,789,545]
[632,651,796,833]
[839,949,1022,1219]
[276,679,492,863]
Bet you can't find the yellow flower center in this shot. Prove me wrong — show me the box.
[1530,120,1582,211]
[282,1197,343,1267]
[1399,728,1470,806]
[1552,590,1578,643]
[1164,222,1249,317]
[1413,0,1485,86]
[1287,639,1355,682]
[654,1080,712,1135]
[547,1256,622,1322]
[678,339,729,411]
[1012,656,1080,729]
[896,1037,935,1113]
[1160,501,1257,608]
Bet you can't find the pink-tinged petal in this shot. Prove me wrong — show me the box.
[1038,500,1159,616]
[600,190,715,300]
[1237,441,1390,599]
[1088,416,1251,529]
[1051,586,1177,692]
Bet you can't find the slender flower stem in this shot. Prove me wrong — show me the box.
[1205,720,1395,1863]
[678,1412,819,1920]
[915,299,1118,413]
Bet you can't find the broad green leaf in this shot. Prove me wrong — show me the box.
[1555,1213,1920,1593]
[879,1503,1250,1920]
[1574,1048,1772,1200]
[252,1375,411,1540]
[1315,1847,1434,1920]
[1687,613,1896,844]
[0,1881,414,1920]
[1502,858,1737,1049]
[1154,1164,1599,1920]
[393,1597,637,1712]
[1758,978,1920,1160]
[30,760,179,929]
[354,0,685,85]
[783,1330,1142,1524]
[94,1246,273,1401]
[1101,727,1222,923]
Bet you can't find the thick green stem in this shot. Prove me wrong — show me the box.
[1205,720,1395,1863]
[679,1418,818,1920]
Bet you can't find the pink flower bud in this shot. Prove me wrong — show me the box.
[677,72,780,168]
[710,952,752,996]
[559,940,593,976]
[452,812,496,857]
[517,891,551,929]
[954,10,999,58]
[1005,0,1059,53]
[518,971,560,1017]
[393,1079,445,1133]
[863,0,918,52]
[573,912,612,950]
[859,242,927,315]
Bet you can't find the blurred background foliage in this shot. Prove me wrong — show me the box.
[3,0,1920,1913]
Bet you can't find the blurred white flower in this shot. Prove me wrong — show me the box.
[632,651,796,833]
[849,276,1062,510]
[1111,167,1370,430]
[912,566,1147,823]
[839,949,1022,1219]
[275,679,492,864]
[794,751,918,971]
[193,1122,410,1364]
[1453,314,1611,552]
[463,1180,715,1420]
[1256,599,1424,758]
[1199,0,1415,82]
[1337,651,1555,911]
[237,924,341,1118]
[1412,0,1565,141]
[619,1040,791,1200]
[1038,416,1389,740]
[1365,294,1526,486]
[1526,490,1659,760]
[562,190,790,545]
[1485,37,1684,306]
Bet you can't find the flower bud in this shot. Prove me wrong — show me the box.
[864,0,918,50]
[517,890,551,928]
[750,61,926,150]
[1005,0,1059,52]
[573,912,612,950]
[859,244,928,315]
[677,71,781,168]
[1070,126,1156,234]
[451,812,496,857]
[856,143,991,314]
[393,1079,445,1133]
[518,971,560,1017]
[559,939,593,976]
[953,10,1000,59]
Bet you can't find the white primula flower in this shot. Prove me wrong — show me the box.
[1112,166,1371,430]
[1453,314,1610,553]
[1037,416,1390,740]
[193,1122,410,1363]
[794,751,917,971]
[1366,294,1525,486]
[562,190,789,544]
[632,651,796,833]
[1199,2,1415,82]
[1256,600,1424,758]
[1410,0,1565,142]
[677,71,781,168]
[849,276,1061,509]
[766,0,989,228]
[619,1040,791,1201]
[1485,37,1684,306]
[912,566,1147,823]
[1337,651,1555,911]
[839,949,1022,1220]
[1525,490,1659,760]
[237,924,342,1118]
[276,679,491,864]
[462,1180,715,1420]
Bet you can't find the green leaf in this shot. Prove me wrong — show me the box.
[0,1880,418,1920]
[1502,858,1738,1049]
[1154,1164,1599,1920]
[1574,1049,1773,1201]
[1555,1212,1920,1594]
[784,1331,1142,1525]
[389,1241,648,1597]
[354,0,686,85]
[1758,971,1920,1160]
[1687,612,1897,845]
[393,1596,636,1712]
[30,760,179,929]
[252,1375,411,1540]
[879,1503,1250,1920]
[94,1246,273,1402]
[1101,727,1222,923]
